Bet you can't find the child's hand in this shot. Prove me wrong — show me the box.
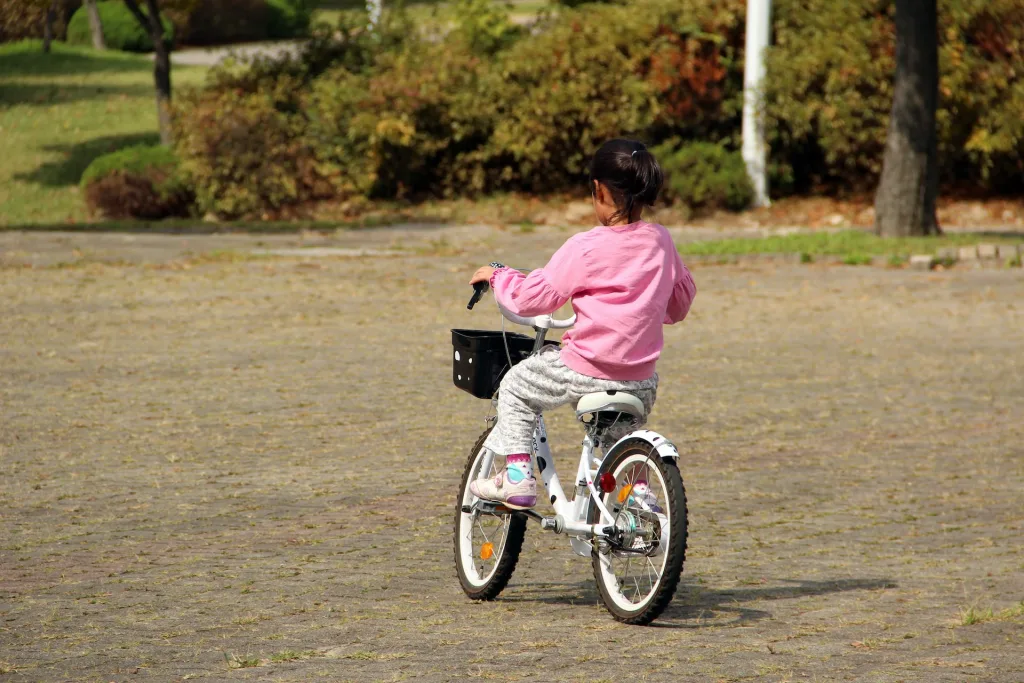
[469,266,495,285]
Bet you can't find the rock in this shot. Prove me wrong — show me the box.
[825,213,846,227]
[909,254,935,270]
[997,244,1020,259]
[1001,209,1016,221]
[965,203,989,223]
[957,246,978,260]
[977,244,998,259]
[936,247,958,261]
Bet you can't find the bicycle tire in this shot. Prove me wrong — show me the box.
[588,438,687,625]
[454,428,527,600]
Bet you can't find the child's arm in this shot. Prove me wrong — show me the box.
[664,262,696,325]
[490,235,587,318]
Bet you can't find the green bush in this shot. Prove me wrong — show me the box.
[450,0,522,55]
[0,0,78,42]
[173,81,330,218]
[307,42,490,199]
[554,0,612,7]
[160,0,310,45]
[81,145,194,219]
[764,0,1024,194]
[654,140,752,211]
[266,0,311,39]
[173,11,415,217]
[170,0,271,46]
[170,0,1023,216]
[66,1,173,52]
[172,0,747,213]
[469,0,744,192]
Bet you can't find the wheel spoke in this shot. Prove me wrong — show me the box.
[596,446,681,614]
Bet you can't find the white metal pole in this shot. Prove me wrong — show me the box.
[742,0,772,207]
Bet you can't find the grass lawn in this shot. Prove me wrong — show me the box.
[0,41,207,227]
[680,229,1023,262]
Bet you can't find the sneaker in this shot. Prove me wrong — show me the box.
[469,469,537,510]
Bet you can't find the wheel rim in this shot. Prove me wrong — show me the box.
[595,450,670,613]
[458,449,514,587]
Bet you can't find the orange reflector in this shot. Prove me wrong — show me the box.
[617,485,633,503]
[599,472,617,493]
[480,542,494,560]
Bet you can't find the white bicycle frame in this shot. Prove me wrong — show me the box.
[472,301,680,556]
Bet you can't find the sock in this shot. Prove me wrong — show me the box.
[505,453,533,483]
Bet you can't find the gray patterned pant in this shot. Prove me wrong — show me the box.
[482,346,658,455]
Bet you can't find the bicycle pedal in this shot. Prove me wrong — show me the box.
[539,515,564,533]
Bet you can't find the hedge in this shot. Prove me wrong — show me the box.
[654,140,753,211]
[764,0,1024,193]
[0,0,79,42]
[171,0,1024,218]
[66,0,173,52]
[266,0,311,40]
[81,145,193,219]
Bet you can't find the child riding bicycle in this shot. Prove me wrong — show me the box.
[467,138,697,510]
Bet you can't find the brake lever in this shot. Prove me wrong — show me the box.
[467,281,489,310]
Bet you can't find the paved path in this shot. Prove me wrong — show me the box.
[164,41,304,67]
[1,225,1022,681]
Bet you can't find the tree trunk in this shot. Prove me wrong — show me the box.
[124,0,173,145]
[151,41,173,146]
[84,0,106,50]
[874,0,940,236]
[42,1,57,52]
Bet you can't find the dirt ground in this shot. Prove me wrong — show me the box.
[1,225,1022,682]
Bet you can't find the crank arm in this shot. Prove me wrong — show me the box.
[461,501,545,524]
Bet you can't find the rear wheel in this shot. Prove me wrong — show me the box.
[454,428,527,600]
[588,438,687,625]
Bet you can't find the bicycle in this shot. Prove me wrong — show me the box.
[451,281,688,625]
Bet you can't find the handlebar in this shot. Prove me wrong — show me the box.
[467,281,576,330]
[467,281,488,310]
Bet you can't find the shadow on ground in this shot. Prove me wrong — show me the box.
[657,578,897,628]
[0,47,152,78]
[13,133,160,187]
[0,82,156,108]
[503,577,896,629]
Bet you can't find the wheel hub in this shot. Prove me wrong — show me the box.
[609,507,663,557]
[614,508,640,548]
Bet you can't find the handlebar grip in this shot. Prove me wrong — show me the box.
[467,281,489,310]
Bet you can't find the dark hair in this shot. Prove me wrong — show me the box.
[589,138,663,223]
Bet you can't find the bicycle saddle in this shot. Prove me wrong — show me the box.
[575,390,646,423]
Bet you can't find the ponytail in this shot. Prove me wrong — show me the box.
[590,139,664,224]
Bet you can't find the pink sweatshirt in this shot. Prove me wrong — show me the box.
[490,221,696,381]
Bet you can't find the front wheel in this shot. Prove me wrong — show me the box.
[454,428,527,600]
[588,438,687,625]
